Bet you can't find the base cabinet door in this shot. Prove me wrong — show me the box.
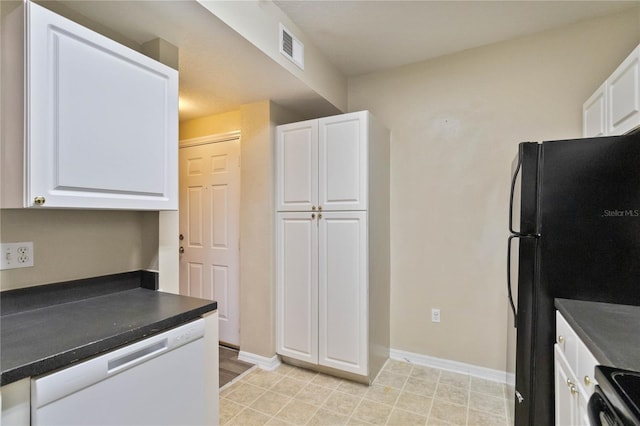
[276,213,318,364]
[318,212,368,375]
[554,345,577,426]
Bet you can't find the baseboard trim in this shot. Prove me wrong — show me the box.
[237,348,511,384]
[238,351,281,371]
[390,348,510,384]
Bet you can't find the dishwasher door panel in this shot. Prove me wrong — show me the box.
[32,321,206,426]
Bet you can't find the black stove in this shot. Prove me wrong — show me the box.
[589,366,640,426]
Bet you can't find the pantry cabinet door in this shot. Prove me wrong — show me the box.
[318,211,368,375]
[276,212,319,364]
[276,120,318,212]
[607,45,640,135]
[318,112,368,211]
[26,2,178,209]
[583,82,606,138]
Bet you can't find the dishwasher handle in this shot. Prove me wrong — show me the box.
[108,339,168,373]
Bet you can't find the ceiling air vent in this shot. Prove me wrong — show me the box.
[279,23,304,70]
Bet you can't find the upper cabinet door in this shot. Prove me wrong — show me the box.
[583,82,606,138]
[26,2,178,209]
[318,112,368,211]
[276,120,318,212]
[607,45,640,136]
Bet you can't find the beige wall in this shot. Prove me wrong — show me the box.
[237,101,274,356]
[179,101,300,357]
[179,109,241,141]
[348,10,640,371]
[0,210,158,291]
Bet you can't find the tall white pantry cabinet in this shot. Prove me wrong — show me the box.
[275,111,390,383]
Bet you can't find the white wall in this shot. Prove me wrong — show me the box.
[348,10,640,371]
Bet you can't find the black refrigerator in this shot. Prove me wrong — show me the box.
[506,132,640,426]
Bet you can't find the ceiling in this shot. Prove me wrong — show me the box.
[274,1,639,77]
[52,0,639,121]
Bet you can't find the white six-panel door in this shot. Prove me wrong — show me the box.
[179,140,240,346]
[276,212,318,363]
[318,212,368,375]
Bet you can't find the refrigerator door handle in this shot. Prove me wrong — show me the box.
[509,147,523,235]
[507,233,539,328]
[507,235,519,327]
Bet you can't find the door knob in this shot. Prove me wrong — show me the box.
[179,234,184,241]
[179,246,184,254]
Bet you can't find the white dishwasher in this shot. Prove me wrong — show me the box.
[31,319,206,426]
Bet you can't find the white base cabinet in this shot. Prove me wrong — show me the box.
[554,311,598,425]
[276,111,390,382]
[1,2,178,210]
[583,44,640,137]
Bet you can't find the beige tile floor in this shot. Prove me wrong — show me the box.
[219,359,512,425]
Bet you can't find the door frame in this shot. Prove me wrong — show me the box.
[179,130,241,347]
[180,130,241,148]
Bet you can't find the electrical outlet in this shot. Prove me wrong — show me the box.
[1,242,34,270]
[431,308,441,323]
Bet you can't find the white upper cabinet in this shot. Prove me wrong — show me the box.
[582,83,606,138]
[277,111,368,212]
[583,44,640,137]
[607,45,640,135]
[1,2,178,210]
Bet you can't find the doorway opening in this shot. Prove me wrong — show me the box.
[178,132,241,347]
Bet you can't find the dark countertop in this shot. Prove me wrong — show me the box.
[0,271,217,386]
[555,298,640,372]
